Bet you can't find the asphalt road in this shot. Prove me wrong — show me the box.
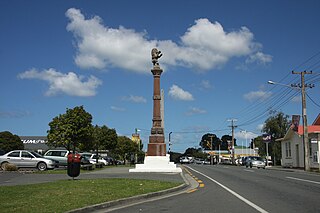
[109,164,320,213]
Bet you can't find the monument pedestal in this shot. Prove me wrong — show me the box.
[129,154,182,173]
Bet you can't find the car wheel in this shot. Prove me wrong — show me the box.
[37,162,47,171]
[1,162,9,170]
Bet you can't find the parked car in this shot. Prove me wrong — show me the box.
[44,150,91,166]
[43,150,68,166]
[245,156,266,169]
[194,158,205,164]
[79,153,108,165]
[179,156,190,164]
[103,156,115,165]
[0,150,56,171]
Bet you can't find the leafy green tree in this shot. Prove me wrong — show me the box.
[255,112,290,165]
[47,106,93,151]
[0,131,23,152]
[92,125,118,162]
[199,133,221,150]
[221,135,235,150]
[114,136,138,164]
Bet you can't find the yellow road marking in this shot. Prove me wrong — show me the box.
[187,189,198,193]
[199,183,205,188]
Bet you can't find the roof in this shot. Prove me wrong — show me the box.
[312,113,320,125]
[297,125,320,135]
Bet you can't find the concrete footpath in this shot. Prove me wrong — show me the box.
[0,166,199,212]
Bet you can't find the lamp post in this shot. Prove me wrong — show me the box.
[240,130,248,156]
[268,76,313,171]
[169,132,172,161]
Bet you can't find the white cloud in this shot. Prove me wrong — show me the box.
[186,107,207,116]
[200,80,212,89]
[168,85,194,101]
[291,96,301,103]
[110,106,126,111]
[246,52,273,64]
[236,131,258,140]
[0,110,31,118]
[243,90,272,102]
[18,68,102,97]
[122,95,147,103]
[66,8,271,73]
[257,124,264,131]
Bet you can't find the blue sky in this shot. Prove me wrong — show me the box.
[1,0,320,153]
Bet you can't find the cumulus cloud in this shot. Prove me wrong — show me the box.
[243,90,272,102]
[66,8,271,73]
[122,95,147,103]
[186,107,207,116]
[168,85,194,101]
[18,68,102,97]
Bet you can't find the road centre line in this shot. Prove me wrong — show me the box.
[286,176,320,185]
[186,166,269,213]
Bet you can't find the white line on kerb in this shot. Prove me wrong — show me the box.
[186,166,268,213]
[286,176,320,185]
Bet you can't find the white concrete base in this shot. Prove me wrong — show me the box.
[129,155,182,173]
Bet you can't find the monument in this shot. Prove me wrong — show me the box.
[129,48,182,173]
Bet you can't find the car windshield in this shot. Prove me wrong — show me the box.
[251,157,263,161]
[31,151,43,158]
[80,154,92,158]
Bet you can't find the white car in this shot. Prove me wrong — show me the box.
[79,153,107,165]
[180,156,190,164]
[0,150,56,171]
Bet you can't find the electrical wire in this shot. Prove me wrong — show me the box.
[306,93,320,108]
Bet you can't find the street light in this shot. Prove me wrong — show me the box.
[268,79,311,171]
[168,132,172,161]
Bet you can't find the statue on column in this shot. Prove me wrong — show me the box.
[151,48,162,67]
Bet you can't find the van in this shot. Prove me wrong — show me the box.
[43,150,69,166]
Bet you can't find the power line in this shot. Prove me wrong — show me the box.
[307,93,320,108]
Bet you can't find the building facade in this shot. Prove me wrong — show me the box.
[280,114,320,169]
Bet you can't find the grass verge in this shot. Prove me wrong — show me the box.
[0,178,181,213]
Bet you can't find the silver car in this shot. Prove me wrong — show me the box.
[0,150,56,171]
[245,156,266,169]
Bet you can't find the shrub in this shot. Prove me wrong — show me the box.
[4,163,18,171]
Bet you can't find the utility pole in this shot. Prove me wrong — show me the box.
[292,71,314,171]
[228,119,237,165]
[208,135,214,165]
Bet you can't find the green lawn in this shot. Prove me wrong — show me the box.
[0,178,181,213]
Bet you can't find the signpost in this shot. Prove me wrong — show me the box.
[263,134,271,165]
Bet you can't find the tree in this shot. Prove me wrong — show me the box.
[0,131,23,153]
[221,135,235,150]
[255,112,290,165]
[47,106,93,151]
[114,136,138,164]
[92,125,118,162]
[199,133,221,150]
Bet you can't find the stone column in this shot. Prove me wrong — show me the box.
[147,48,166,156]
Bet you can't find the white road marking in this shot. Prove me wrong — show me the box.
[286,176,320,185]
[244,169,255,172]
[186,166,268,213]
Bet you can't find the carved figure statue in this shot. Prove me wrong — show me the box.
[151,48,162,66]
